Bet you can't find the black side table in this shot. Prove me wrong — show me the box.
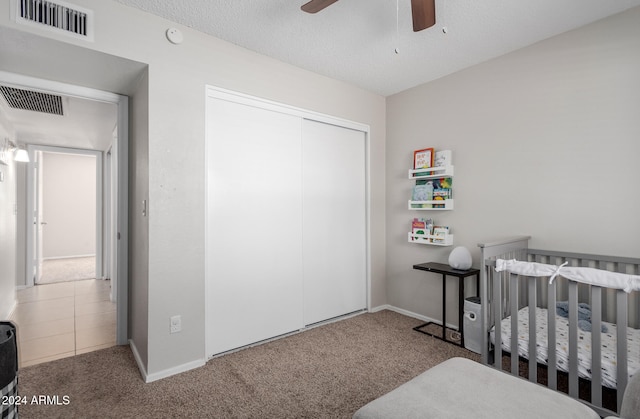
[412,262,480,347]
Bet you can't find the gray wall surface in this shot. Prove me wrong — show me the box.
[385,8,640,326]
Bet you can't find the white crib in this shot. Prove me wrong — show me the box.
[479,236,640,417]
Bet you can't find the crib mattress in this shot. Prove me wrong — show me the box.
[490,307,640,389]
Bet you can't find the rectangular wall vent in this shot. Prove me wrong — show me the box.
[0,86,64,116]
[14,0,94,41]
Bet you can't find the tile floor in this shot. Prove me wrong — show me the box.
[9,279,116,368]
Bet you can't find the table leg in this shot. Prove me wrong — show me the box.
[442,274,446,341]
[459,276,465,347]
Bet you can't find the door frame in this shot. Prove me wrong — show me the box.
[1,71,129,345]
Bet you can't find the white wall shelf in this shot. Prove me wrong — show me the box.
[408,156,454,245]
[407,232,454,246]
[408,199,454,210]
[408,165,454,180]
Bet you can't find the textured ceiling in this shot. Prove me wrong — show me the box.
[113,0,640,96]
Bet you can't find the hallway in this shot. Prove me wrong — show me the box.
[9,279,116,367]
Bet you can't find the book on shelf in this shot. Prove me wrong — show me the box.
[433,189,450,208]
[434,150,452,167]
[413,150,452,176]
[414,169,435,177]
[432,226,450,243]
[414,177,452,208]
[411,182,433,208]
[411,218,433,240]
[415,177,452,189]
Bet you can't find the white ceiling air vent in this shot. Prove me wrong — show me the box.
[0,85,64,116]
[13,0,94,41]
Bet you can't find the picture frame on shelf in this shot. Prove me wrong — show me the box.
[413,148,434,170]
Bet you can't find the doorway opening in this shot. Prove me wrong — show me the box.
[33,148,101,286]
[0,71,129,366]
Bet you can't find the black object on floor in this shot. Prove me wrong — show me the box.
[1,321,18,419]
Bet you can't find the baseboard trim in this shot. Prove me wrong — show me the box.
[43,254,96,261]
[146,358,206,384]
[128,339,148,382]
[3,300,17,321]
[130,339,206,383]
[370,304,458,330]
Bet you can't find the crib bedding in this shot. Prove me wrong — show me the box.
[490,307,640,389]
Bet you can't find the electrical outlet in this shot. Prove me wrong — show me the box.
[170,315,182,334]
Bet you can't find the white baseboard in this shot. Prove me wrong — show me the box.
[128,339,148,381]
[43,254,96,261]
[2,300,17,321]
[370,304,458,330]
[146,358,206,384]
[130,339,205,383]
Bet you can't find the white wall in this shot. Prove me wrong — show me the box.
[0,118,17,319]
[0,0,386,379]
[129,70,149,368]
[41,152,96,259]
[386,8,640,325]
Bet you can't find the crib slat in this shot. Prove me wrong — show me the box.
[597,261,611,327]
[510,274,519,376]
[547,279,557,391]
[493,269,503,370]
[616,290,628,412]
[568,281,579,398]
[578,259,591,302]
[631,263,640,330]
[528,276,537,383]
[591,286,603,408]
[481,264,491,365]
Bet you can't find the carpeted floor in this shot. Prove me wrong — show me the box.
[16,310,479,418]
[39,256,96,284]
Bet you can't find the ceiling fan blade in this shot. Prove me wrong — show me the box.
[301,0,339,14]
[411,0,436,32]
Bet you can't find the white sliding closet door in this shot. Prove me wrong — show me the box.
[206,98,304,356]
[302,119,367,325]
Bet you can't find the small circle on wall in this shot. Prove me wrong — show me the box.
[166,28,184,45]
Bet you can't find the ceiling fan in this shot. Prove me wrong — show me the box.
[301,0,436,32]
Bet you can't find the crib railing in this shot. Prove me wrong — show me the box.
[527,249,640,330]
[479,237,640,416]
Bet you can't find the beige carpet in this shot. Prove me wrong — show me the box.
[17,310,479,418]
[39,256,96,284]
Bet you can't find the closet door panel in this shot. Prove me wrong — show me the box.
[206,98,303,357]
[302,119,367,325]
